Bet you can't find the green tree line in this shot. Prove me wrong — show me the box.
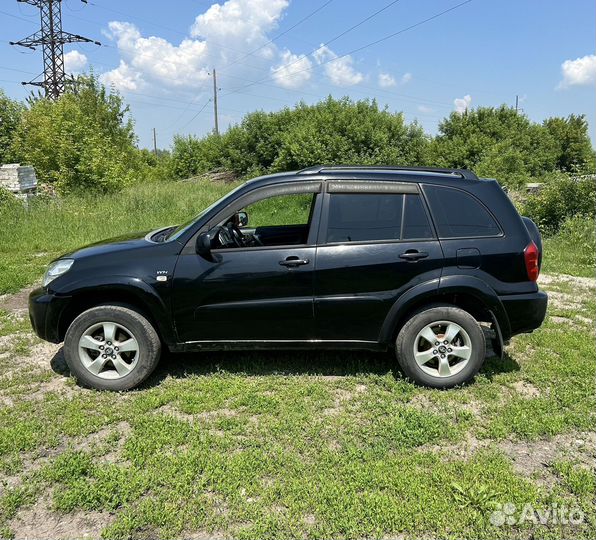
[1,76,594,196]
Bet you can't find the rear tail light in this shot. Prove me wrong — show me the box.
[524,241,540,282]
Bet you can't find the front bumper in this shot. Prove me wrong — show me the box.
[499,290,548,337]
[28,287,71,343]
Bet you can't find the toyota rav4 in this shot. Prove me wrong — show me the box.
[29,166,548,390]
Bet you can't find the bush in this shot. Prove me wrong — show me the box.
[542,214,595,277]
[0,90,24,164]
[10,75,143,193]
[170,97,430,179]
[430,106,594,188]
[0,186,18,207]
[519,173,596,234]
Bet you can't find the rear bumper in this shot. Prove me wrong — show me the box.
[499,290,548,337]
[28,287,70,343]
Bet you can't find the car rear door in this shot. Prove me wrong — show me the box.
[313,180,444,343]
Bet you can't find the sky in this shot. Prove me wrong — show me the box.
[1,0,595,150]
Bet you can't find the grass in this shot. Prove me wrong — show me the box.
[0,181,594,538]
[0,180,239,294]
[0,273,594,539]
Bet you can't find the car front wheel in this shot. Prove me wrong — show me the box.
[395,305,485,388]
[64,305,161,391]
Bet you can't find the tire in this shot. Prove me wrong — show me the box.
[395,304,485,389]
[64,305,161,391]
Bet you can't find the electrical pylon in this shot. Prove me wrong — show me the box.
[10,0,100,99]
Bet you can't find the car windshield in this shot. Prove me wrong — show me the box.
[165,183,245,241]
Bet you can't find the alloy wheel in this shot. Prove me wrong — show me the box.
[412,320,472,378]
[78,321,139,380]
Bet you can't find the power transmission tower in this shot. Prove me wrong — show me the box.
[10,0,100,99]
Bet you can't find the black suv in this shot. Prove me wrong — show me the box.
[29,166,547,390]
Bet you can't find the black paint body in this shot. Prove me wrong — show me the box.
[29,168,548,354]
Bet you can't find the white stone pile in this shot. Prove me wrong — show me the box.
[0,163,37,199]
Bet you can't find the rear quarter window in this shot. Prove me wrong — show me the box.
[423,184,502,238]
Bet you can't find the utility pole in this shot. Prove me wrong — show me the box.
[515,95,519,113]
[152,128,158,156]
[212,68,219,136]
[10,0,100,99]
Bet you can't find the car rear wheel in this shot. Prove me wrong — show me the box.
[395,305,485,388]
[64,305,161,391]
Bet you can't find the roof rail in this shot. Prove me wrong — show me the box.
[296,165,478,180]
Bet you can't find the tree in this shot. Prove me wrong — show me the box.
[543,115,595,173]
[170,96,430,179]
[0,90,24,164]
[429,106,561,187]
[11,75,142,193]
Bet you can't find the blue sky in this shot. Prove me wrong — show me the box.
[1,0,595,150]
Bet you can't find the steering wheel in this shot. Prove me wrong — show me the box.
[227,222,246,247]
[216,226,234,248]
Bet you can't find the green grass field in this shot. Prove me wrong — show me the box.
[0,181,594,539]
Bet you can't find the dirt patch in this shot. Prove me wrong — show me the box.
[498,431,596,485]
[322,387,357,416]
[156,404,240,423]
[512,380,541,398]
[539,273,596,289]
[546,290,584,311]
[0,287,35,316]
[0,341,61,380]
[10,495,113,540]
[184,530,227,540]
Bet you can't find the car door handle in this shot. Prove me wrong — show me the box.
[279,256,310,268]
[399,250,429,262]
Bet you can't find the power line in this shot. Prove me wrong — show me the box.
[219,0,336,73]
[223,0,473,98]
[0,8,33,22]
[176,98,212,132]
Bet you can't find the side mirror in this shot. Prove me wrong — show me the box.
[195,232,212,259]
[236,211,248,227]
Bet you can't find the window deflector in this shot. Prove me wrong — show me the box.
[186,181,323,253]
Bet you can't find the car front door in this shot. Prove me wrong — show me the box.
[314,181,444,343]
[172,183,322,343]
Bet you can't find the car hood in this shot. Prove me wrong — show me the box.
[60,230,153,260]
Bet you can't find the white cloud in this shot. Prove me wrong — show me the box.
[191,0,288,53]
[271,49,312,89]
[313,44,363,87]
[378,72,396,88]
[101,21,210,91]
[378,71,411,88]
[101,59,145,91]
[100,0,290,93]
[454,94,472,113]
[558,54,596,88]
[64,50,87,73]
[417,104,433,114]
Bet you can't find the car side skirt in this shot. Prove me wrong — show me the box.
[169,339,387,353]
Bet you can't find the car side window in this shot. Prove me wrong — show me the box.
[243,193,314,228]
[402,194,434,240]
[423,184,501,238]
[326,193,403,243]
[212,191,318,250]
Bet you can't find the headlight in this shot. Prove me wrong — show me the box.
[43,259,74,287]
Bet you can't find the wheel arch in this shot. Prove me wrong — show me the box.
[378,276,511,345]
[57,279,176,345]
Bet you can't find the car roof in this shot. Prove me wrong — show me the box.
[243,165,483,191]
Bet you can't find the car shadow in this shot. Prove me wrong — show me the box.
[50,346,521,389]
